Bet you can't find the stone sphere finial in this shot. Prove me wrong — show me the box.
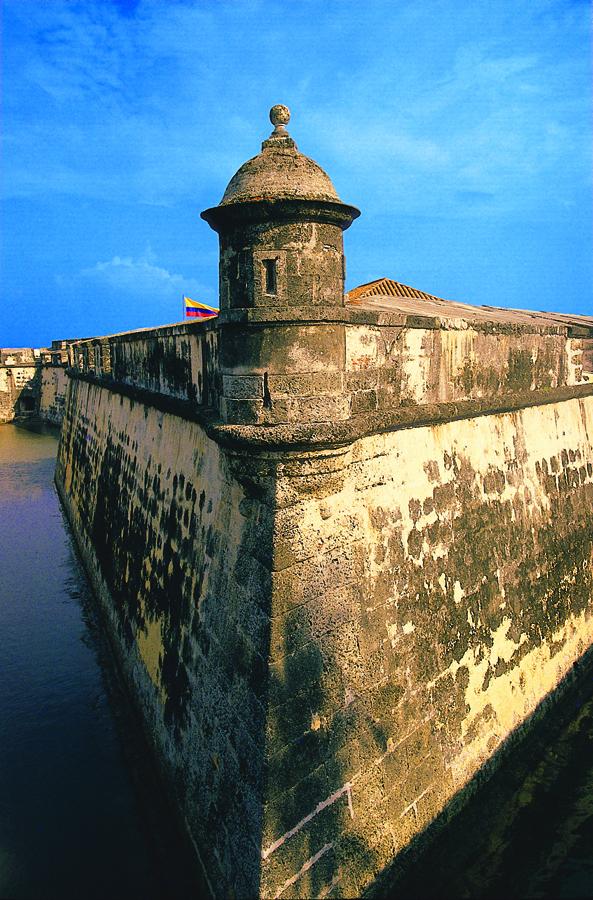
[269,104,290,134]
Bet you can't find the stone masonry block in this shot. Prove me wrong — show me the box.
[346,370,379,391]
[351,389,378,415]
[267,372,343,396]
[220,397,263,424]
[345,325,380,370]
[268,373,313,396]
[402,720,435,768]
[288,395,351,423]
[222,374,264,399]
[309,371,344,394]
[382,742,409,801]
[350,764,385,812]
[401,749,446,809]
[377,386,401,410]
[414,767,455,831]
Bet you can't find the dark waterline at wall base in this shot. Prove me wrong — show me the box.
[0,424,202,899]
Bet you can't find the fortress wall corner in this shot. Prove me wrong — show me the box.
[259,392,593,898]
[55,311,593,899]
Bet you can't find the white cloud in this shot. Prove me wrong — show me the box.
[79,250,213,302]
[54,248,213,305]
[52,248,216,336]
[85,254,180,290]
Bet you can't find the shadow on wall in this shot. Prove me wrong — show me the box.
[368,648,593,900]
[69,410,272,897]
[263,628,593,899]
[263,616,390,899]
[17,392,38,414]
[259,450,593,898]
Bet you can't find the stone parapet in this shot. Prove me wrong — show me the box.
[215,312,590,426]
[65,303,591,431]
[75,303,592,428]
[67,320,220,409]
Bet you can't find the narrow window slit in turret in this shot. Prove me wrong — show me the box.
[263,372,272,408]
[263,259,277,295]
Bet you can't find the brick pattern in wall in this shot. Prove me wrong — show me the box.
[260,395,593,898]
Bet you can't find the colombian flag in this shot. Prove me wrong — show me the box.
[184,297,219,319]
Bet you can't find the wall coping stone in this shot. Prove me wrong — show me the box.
[217,307,572,335]
[72,319,218,346]
[66,309,578,347]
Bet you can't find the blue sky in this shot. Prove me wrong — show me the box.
[1,0,591,347]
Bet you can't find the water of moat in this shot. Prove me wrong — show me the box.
[0,423,202,900]
[0,422,591,899]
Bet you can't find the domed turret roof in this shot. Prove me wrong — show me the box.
[218,105,342,206]
[201,106,360,232]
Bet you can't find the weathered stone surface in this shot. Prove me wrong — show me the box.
[0,359,40,422]
[218,139,340,206]
[54,105,593,900]
[39,364,69,425]
[56,378,273,895]
[58,340,593,900]
[222,374,264,400]
[258,394,593,898]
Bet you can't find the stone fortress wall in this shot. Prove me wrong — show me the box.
[55,107,593,898]
[0,342,71,425]
[0,347,40,423]
[257,393,592,898]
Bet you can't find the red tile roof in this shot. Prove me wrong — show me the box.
[346,277,443,302]
[345,277,593,335]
